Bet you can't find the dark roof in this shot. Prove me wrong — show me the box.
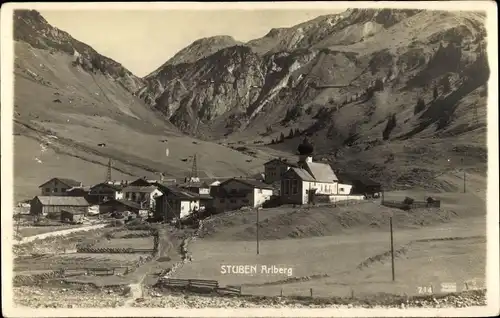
[100,199,142,210]
[128,178,153,186]
[178,181,210,189]
[264,158,299,168]
[39,178,82,188]
[34,196,89,206]
[90,182,123,191]
[336,172,381,186]
[219,178,274,190]
[122,185,159,193]
[160,185,203,200]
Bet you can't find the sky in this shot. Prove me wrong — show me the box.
[40,10,341,78]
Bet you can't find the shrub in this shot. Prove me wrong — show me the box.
[403,197,415,205]
[414,98,426,115]
[382,114,397,140]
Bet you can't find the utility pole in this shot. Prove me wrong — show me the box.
[256,207,260,255]
[390,217,395,282]
[463,170,466,193]
[461,157,466,193]
[16,209,21,240]
[106,158,112,183]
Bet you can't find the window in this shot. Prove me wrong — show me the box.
[54,188,59,193]
[283,180,290,195]
[242,199,249,203]
[291,179,298,194]
[230,199,236,204]
[340,187,344,192]
[45,188,50,193]
[220,198,225,203]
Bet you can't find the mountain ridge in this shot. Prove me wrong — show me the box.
[11,8,490,198]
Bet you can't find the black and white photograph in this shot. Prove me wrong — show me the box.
[1,1,498,317]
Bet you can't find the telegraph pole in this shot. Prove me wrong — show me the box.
[256,207,260,255]
[463,170,466,193]
[390,217,395,282]
[461,157,466,193]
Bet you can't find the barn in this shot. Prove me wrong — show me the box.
[30,196,89,218]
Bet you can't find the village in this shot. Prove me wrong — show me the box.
[19,137,383,228]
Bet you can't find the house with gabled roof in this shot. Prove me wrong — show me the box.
[30,196,89,217]
[154,185,203,221]
[39,178,83,196]
[212,178,274,213]
[280,138,359,205]
[122,184,162,210]
[87,182,124,204]
[264,158,299,184]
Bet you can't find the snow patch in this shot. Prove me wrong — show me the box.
[362,22,377,37]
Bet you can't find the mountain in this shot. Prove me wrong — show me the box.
[138,8,489,190]
[14,10,144,93]
[146,35,243,77]
[12,10,269,201]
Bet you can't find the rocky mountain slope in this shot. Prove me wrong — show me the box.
[12,10,268,201]
[138,8,489,190]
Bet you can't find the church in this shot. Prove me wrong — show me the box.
[280,137,358,205]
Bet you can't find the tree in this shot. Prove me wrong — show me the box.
[414,97,426,115]
[279,132,285,143]
[433,86,439,100]
[270,139,275,144]
[382,114,397,140]
[374,78,384,92]
[294,128,301,136]
[288,128,295,139]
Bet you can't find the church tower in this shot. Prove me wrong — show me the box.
[297,137,314,168]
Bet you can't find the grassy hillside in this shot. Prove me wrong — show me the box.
[12,40,271,202]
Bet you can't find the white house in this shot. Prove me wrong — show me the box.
[39,178,83,196]
[154,185,201,221]
[122,185,163,210]
[212,178,274,213]
[280,138,360,205]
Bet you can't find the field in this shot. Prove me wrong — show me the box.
[92,237,154,250]
[176,216,486,298]
[15,253,144,272]
[14,285,127,308]
[17,224,87,238]
[170,188,487,298]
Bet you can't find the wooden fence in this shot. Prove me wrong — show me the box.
[157,278,242,295]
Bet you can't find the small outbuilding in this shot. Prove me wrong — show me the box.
[99,198,149,217]
[60,209,85,224]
